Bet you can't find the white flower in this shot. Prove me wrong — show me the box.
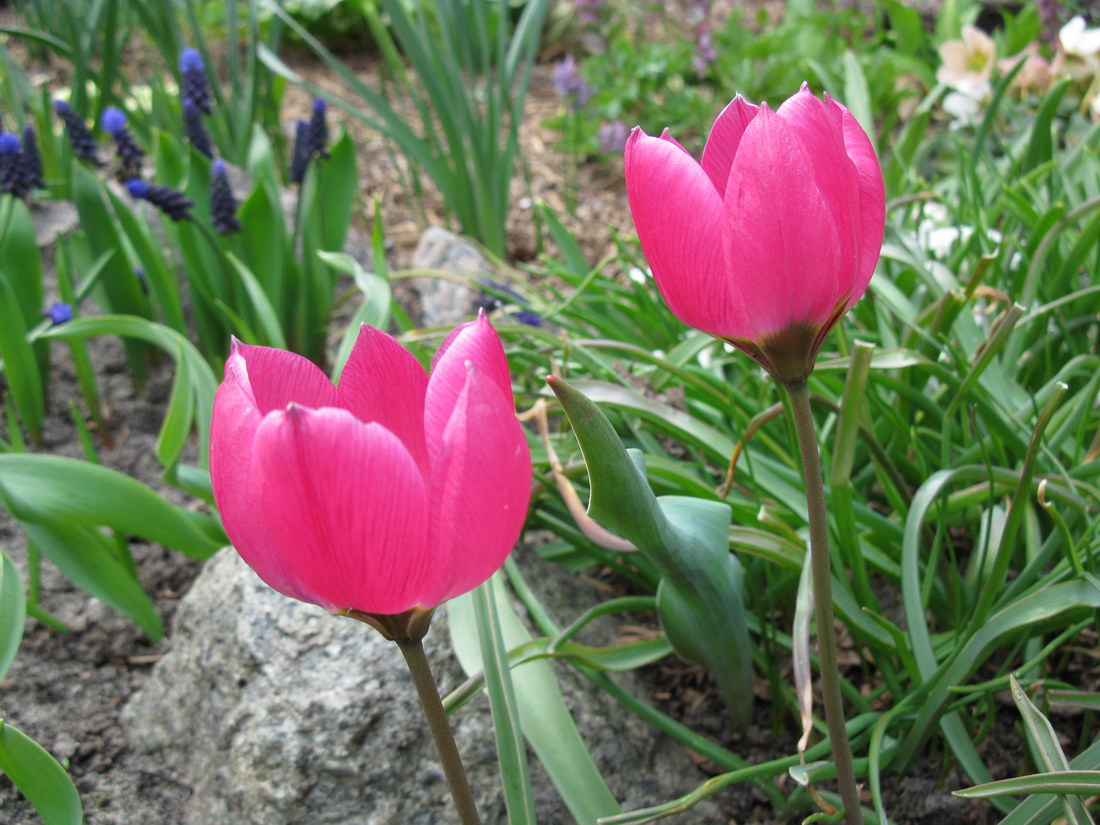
[1059,16,1100,58]
[1055,16,1100,81]
[937,25,996,90]
[942,82,990,127]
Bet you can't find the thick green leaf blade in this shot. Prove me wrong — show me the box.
[0,720,82,825]
[20,521,163,640]
[549,377,754,730]
[449,582,621,824]
[471,579,537,825]
[0,275,44,441]
[0,548,26,681]
[0,453,225,559]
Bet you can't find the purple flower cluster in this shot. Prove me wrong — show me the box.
[179,49,215,158]
[42,302,74,325]
[183,99,213,159]
[476,278,542,327]
[289,98,330,185]
[554,55,594,110]
[598,120,629,154]
[0,126,45,197]
[692,28,716,78]
[102,107,145,179]
[54,100,100,164]
[574,0,604,26]
[210,160,242,235]
[126,178,194,222]
[180,49,212,115]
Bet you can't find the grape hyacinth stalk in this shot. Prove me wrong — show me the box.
[54,100,100,164]
[180,48,213,115]
[0,134,31,198]
[183,98,214,159]
[553,54,593,110]
[210,160,242,235]
[289,119,310,185]
[625,86,885,825]
[21,125,44,190]
[101,107,145,179]
[125,178,194,222]
[305,97,330,160]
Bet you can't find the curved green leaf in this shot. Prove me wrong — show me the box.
[19,521,163,640]
[0,453,225,559]
[0,720,82,825]
[0,548,26,681]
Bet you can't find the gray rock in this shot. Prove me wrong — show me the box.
[405,226,486,327]
[123,547,725,825]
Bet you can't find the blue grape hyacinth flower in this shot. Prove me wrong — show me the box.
[101,107,145,178]
[210,160,242,235]
[54,100,100,164]
[180,48,213,115]
[42,302,74,325]
[126,178,194,222]
[0,133,31,198]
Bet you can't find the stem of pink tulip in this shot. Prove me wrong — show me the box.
[397,639,482,825]
[784,380,862,825]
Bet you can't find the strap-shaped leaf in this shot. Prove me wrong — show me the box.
[0,453,225,560]
[0,548,26,681]
[0,720,82,825]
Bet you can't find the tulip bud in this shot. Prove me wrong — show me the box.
[625,86,885,384]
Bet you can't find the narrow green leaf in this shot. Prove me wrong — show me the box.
[0,275,44,441]
[957,771,1100,799]
[0,548,26,681]
[471,579,537,825]
[19,521,163,640]
[449,583,621,824]
[0,720,82,825]
[0,453,225,559]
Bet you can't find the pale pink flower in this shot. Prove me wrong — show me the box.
[937,25,996,95]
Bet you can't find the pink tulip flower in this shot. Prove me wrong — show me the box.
[210,315,532,621]
[625,85,885,383]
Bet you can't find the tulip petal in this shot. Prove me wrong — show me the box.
[700,95,757,197]
[229,339,338,414]
[211,356,317,604]
[837,105,886,299]
[248,406,431,615]
[422,366,531,605]
[426,313,513,458]
[776,89,860,283]
[625,128,749,338]
[722,105,843,336]
[337,324,430,476]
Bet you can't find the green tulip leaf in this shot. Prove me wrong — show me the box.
[0,453,225,560]
[449,577,621,825]
[20,521,164,641]
[0,720,82,825]
[548,376,754,730]
[0,548,26,681]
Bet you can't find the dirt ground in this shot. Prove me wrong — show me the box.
[0,14,1043,825]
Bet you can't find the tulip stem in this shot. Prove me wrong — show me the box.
[784,380,862,825]
[398,639,482,825]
